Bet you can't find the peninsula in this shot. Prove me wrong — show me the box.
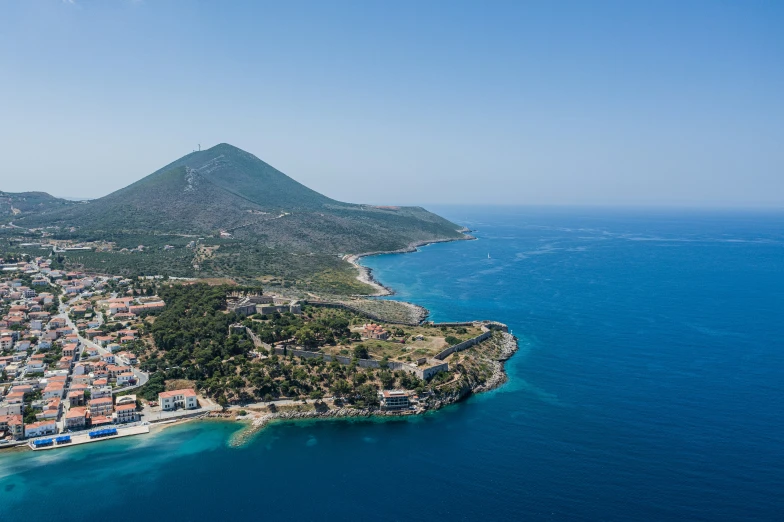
[0,144,517,449]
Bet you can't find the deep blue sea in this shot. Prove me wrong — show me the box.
[2,206,783,521]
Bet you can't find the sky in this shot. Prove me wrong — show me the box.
[0,0,782,207]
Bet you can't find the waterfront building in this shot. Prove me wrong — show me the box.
[0,414,24,439]
[114,404,139,423]
[158,389,198,411]
[25,419,56,438]
[89,397,113,417]
[65,407,88,430]
[379,390,410,410]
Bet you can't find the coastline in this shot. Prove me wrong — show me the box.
[344,230,475,297]
[227,331,518,446]
[3,228,520,456]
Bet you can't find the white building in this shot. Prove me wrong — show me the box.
[25,420,57,438]
[159,389,198,411]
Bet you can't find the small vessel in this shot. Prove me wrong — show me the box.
[487,253,491,259]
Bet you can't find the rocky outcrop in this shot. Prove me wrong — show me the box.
[225,331,519,447]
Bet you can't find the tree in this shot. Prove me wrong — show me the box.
[379,370,395,389]
[353,345,369,360]
[309,389,324,402]
[330,379,351,399]
[356,384,379,408]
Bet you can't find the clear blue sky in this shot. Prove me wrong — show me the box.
[1,0,782,207]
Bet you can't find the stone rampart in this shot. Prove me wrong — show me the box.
[304,300,416,325]
[434,329,493,360]
[272,346,446,380]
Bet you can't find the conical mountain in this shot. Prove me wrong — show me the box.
[10,144,465,284]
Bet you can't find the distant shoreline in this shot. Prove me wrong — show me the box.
[344,229,475,297]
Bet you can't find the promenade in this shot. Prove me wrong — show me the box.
[29,425,150,451]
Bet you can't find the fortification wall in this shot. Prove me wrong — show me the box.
[433,329,494,360]
[272,346,445,380]
[304,300,416,325]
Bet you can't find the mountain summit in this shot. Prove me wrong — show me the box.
[11,144,465,287]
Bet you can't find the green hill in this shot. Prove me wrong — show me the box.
[7,144,466,291]
[0,190,76,218]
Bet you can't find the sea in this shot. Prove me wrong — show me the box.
[1,206,783,521]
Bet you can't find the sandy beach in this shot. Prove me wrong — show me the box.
[344,232,475,296]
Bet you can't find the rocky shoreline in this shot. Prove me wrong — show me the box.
[224,331,517,447]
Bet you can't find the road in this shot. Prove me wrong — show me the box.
[58,298,150,394]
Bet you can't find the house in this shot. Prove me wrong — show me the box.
[36,398,61,420]
[57,356,73,371]
[90,415,112,427]
[65,407,88,430]
[91,386,112,399]
[67,390,85,407]
[69,383,90,393]
[94,336,114,347]
[101,354,116,364]
[107,365,131,378]
[363,323,389,340]
[25,359,46,373]
[85,329,102,339]
[379,390,410,410]
[72,374,92,386]
[116,372,135,386]
[0,402,23,416]
[158,389,198,411]
[43,382,65,400]
[109,303,128,314]
[55,327,73,337]
[0,414,24,439]
[5,391,26,404]
[62,345,78,358]
[25,419,57,438]
[10,385,34,395]
[128,301,165,315]
[89,397,113,417]
[0,335,13,351]
[114,403,139,423]
[116,352,138,365]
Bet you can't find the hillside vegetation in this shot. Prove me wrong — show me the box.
[6,144,466,290]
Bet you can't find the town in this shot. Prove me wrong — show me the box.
[0,255,218,450]
[0,249,516,452]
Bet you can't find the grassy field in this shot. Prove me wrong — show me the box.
[320,323,484,362]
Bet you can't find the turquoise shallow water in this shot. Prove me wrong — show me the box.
[1,206,783,521]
